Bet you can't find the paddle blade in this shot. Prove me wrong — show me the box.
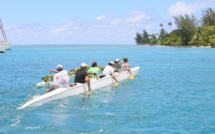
[130,75,135,80]
[113,83,119,86]
[85,91,92,94]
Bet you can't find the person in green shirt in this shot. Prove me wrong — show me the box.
[87,62,101,79]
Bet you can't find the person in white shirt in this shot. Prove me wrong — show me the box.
[47,64,69,93]
[102,61,118,83]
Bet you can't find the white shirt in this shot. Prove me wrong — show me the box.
[53,70,69,88]
[102,65,114,76]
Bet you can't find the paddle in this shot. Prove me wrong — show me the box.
[130,74,134,79]
[69,71,74,80]
[47,72,52,89]
[129,68,134,79]
[113,70,121,86]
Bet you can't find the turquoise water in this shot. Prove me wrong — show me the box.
[0,45,215,133]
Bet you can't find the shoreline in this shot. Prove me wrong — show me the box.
[138,44,213,48]
[160,45,212,48]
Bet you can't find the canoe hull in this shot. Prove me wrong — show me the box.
[19,67,140,109]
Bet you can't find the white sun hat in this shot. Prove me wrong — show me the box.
[109,61,114,65]
[56,64,63,70]
[80,63,88,68]
[115,58,120,62]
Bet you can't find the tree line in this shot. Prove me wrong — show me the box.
[134,7,215,47]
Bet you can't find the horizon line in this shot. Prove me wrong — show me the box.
[11,44,136,46]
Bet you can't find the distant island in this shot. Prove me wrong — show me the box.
[134,7,215,48]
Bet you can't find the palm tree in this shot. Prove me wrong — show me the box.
[134,33,142,45]
[168,22,172,30]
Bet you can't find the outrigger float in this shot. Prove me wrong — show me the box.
[19,67,140,109]
[0,18,11,53]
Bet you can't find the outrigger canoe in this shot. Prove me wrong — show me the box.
[19,66,140,109]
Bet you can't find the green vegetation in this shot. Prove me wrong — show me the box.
[99,66,105,72]
[42,75,54,83]
[202,8,215,27]
[134,7,215,47]
[190,26,215,46]
[134,30,158,45]
[174,14,197,45]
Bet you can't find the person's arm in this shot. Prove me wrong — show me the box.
[47,85,57,93]
[50,69,58,73]
[111,72,118,83]
[114,67,118,71]
[47,74,57,92]
[85,76,91,92]
[126,64,132,75]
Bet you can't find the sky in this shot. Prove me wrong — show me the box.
[0,0,215,45]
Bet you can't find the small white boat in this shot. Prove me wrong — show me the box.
[19,67,140,109]
[0,18,11,51]
[0,43,6,53]
[4,42,11,50]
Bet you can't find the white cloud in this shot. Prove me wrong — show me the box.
[111,10,149,25]
[125,14,146,23]
[146,25,152,29]
[96,15,105,20]
[110,18,121,25]
[167,2,205,16]
[50,28,67,33]
[67,31,73,34]
[5,10,157,44]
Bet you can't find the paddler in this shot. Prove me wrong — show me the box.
[87,62,101,79]
[114,58,121,72]
[70,63,92,94]
[121,57,134,79]
[47,64,69,93]
[102,61,118,83]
